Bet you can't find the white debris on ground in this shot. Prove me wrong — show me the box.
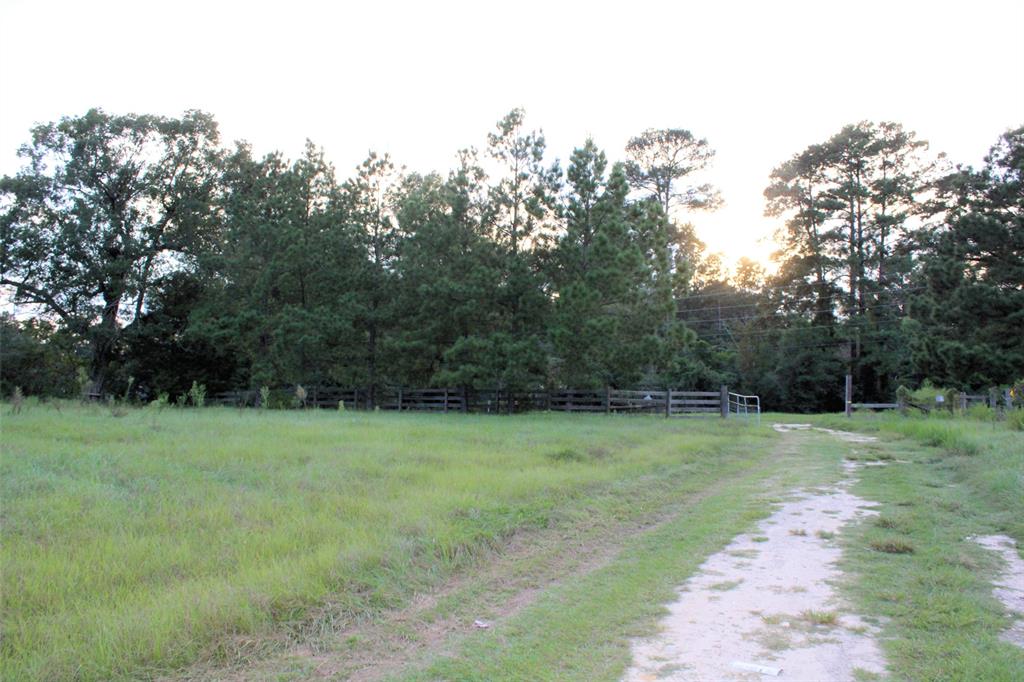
[772,422,879,444]
[625,427,886,682]
[972,534,1024,648]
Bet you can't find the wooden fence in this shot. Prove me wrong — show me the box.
[210,385,738,417]
[847,387,1013,415]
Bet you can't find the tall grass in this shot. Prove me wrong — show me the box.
[811,413,1024,680]
[814,411,1024,541]
[0,404,771,680]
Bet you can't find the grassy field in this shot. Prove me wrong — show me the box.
[1,403,777,681]
[3,404,1022,681]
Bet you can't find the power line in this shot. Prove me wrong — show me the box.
[676,279,920,301]
[675,287,926,316]
[680,301,915,326]
[695,320,907,341]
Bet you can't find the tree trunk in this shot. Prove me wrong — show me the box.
[88,292,122,396]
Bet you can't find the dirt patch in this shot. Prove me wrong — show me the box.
[772,422,878,444]
[972,534,1024,648]
[626,431,886,681]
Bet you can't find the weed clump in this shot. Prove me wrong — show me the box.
[709,579,743,591]
[870,538,915,554]
[800,609,839,626]
[547,448,586,463]
[547,446,611,463]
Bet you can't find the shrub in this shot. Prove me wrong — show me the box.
[10,386,24,414]
[76,367,90,399]
[896,385,912,414]
[1007,409,1024,432]
[188,381,206,408]
[259,385,270,409]
[337,400,346,413]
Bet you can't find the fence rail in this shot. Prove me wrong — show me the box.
[209,385,756,418]
[845,386,1014,416]
[728,392,761,425]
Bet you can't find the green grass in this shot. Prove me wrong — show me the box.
[6,405,1021,681]
[1,403,776,681]
[814,411,1024,540]
[399,430,842,681]
[808,412,1024,681]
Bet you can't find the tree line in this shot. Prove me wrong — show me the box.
[2,109,1021,411]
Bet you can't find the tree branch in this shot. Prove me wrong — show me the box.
[0,277,75,325]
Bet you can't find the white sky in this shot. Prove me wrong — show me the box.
[1,0,1022,269]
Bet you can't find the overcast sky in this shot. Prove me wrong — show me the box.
[1,0,1022,267]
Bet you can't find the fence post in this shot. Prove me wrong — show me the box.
[1006,389,1013,411]
[720,385,729,418]
[666,389,672,418]
[958,392,967,411]
[989,387,998,409]
[397,387,403,412]
[845,375,853,417]
[461,386,468,413]
[443,388,449,413]
[605,386,611,415]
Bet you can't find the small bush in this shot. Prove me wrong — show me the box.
[337,400,346,413]
[1007,409,1024,432]
[259,385,270,409]
[965,404,994,421]
[10,386,24,414]
[262,388,298,409]
[76,367,91,400]
[188,381,206,408]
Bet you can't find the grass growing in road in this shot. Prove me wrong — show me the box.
[1,403,775,681]
[811,412,1024,681]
